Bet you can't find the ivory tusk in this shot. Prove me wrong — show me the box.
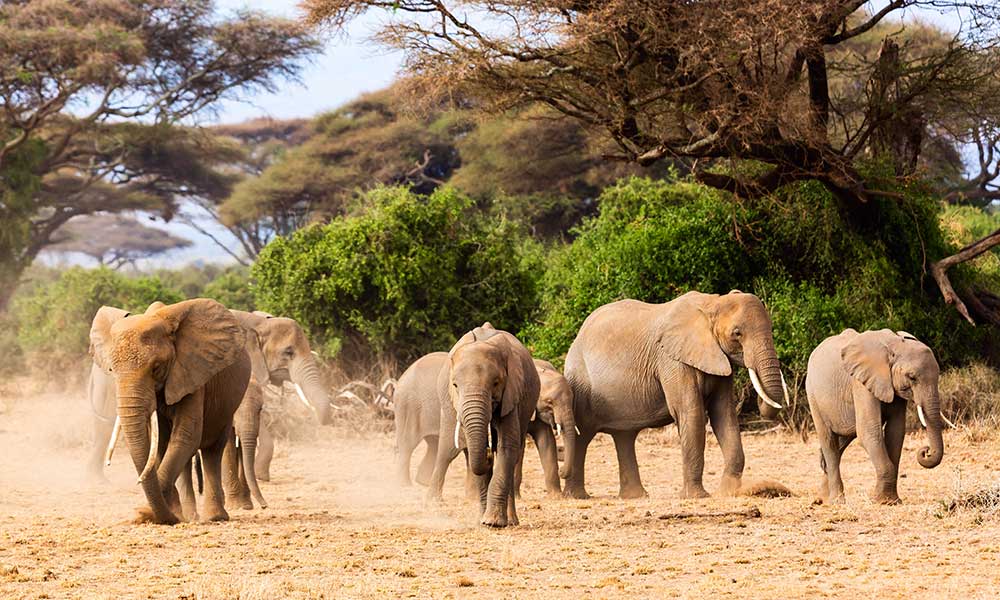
[104,415,121,467]
[454,421,461,449]
[749,368,782,409]
[917,405,928,428]
[556,423,563,437]
[575,425,580,435]
[235,435,241,449]
[294,383,314,412]
[780,371,790,405]
[941,413,957,429]
[137,411,159,484]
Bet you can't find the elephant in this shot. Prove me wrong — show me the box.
[513,359,577,498]
[805,328,946,505]
[563,290,789,500]
[89,298,251,524]
[393,351,449,487]
[220,332,271,511]
[425,323,540,527]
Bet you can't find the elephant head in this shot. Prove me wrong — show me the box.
[89,299,246,524]
[841,329,944,468]
[661,291,788,419]
[533,359,576,480]
[231,311,332,426]
[449,325,527,477]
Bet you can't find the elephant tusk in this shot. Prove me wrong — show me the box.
[104,415,121,467]
[917,405,928,428]
[556,423,562,437]
[137,411,159,485]
[454,421,461,449]
[749,368,782,409]
[575,425,580,435]
[780,371,790,405]
[941,413,958,429]
[293,383,314,413]
[235,435,241,449]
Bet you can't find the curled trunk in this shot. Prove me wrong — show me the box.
[290,358,332,425]
[461,394,491,476]
[917,392,944,468]
[748,340,785,420]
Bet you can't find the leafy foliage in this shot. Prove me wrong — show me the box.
[252,186,542,364]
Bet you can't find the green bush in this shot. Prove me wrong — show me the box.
[10,267,183,368]
[200,266,255,312]
[523,176,982,377]
[252,185,543,363]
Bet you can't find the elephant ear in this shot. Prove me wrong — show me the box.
[449,331,477,358]
[144,301,166,315]
[252,310,274,318]
[896,330,918,342]
[89,306,130,373]
[840,330,894,403]
[499,335,528,418]
[659,294,731,377]
[157,299,247,406]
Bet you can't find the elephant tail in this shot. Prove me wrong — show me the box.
[195,451,204,495]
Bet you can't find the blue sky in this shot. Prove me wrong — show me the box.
[39,1,970,269]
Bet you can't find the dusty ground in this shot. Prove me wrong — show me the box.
[2,383,1000,600]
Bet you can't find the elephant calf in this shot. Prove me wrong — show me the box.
[393,352,449,486]
[806,329,945,505]
[513,359,577,498]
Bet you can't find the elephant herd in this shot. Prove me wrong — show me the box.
[85,290,947,527]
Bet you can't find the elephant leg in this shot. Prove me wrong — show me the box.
[415,436,438,487]
[707,382,745,496]
[816,426,851,504]
[532,424,561,498]
[611,430,647,499]
[156,415,202,522]
[464,451,480,501]
[674,399,710,499]
[87,415,114,483]
[883,402,907,499]
[563,429,595,499]
[483,446,517,528]
[395,429,418,487]
[514,442,524,500]
[222,430,252,510]
[856,398,900,504]
[177,458,199,522]
[425,441,462,504]
[256,423,274,482]
[200,434,231,522]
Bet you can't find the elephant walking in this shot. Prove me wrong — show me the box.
[393,352,449,486]
[89,299,251,524]
[563,291,788,500]
[806,329,945,505]
[426,323,539,527]
[85,361,118,483]
[513,359,577,498]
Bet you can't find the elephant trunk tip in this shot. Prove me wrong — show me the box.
[917,446,943,469]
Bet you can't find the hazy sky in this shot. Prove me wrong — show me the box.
[39,2,971,270]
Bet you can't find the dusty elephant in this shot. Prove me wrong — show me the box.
[393,352,449,487]
[89,298,251,524]
[806,328,947,505]
[513,359,577,498]
[563,290,789,500]
[425,324,540,527]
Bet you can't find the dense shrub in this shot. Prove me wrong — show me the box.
[252,185,543,364]
[9,267,183,372]
[200,266,255,312]
[523,176,982,378]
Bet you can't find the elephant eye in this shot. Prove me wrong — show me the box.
[907,373,917,382]
[283,347,294,357]
[732,327,742,339]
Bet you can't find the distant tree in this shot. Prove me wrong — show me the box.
[45,214,192,269]
[0,0,319,310]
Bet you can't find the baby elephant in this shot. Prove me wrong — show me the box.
[806,329,945,505]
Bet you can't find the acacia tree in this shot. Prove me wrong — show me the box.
[304,0,1000,321]
[0,0,318,309]
[46,214,192,269]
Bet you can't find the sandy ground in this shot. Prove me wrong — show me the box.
[2,385,1000,600]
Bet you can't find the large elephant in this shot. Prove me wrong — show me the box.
[563,290,788,500]
[425,324,540,527]
[89,298,251,524]
[513,359,577,497]
[393,352,449,486]
[806,328,946,505]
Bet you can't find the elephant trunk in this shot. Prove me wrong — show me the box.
[460,393,492,476]
[290,358,332,426]
[558,421,576,480]
[240,437,268,508]
[747,339,785,420]
[916,391,945,469]
[117,389,173,524]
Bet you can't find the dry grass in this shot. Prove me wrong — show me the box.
[2,386,1000,599]
[940,362,1000,428]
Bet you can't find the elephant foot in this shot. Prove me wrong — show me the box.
[257,471,271,483]
[717,474,742,497]
[545,488,562,499]
[481,506,509,528]
[619,485,648,500]
[182,507,200,522]
[872,492,901,506]
[680,485,710,499]
[563,484,590,500]
[203,507,230,522]
[133,506,180,526]
[414,471,432,487]
[226,493,253,511]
